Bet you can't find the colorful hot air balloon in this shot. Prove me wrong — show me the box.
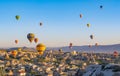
[36,43,46,53]
[87,24,90,27]
[34,38,38,43]
[11,50,18,57]
[27,33,35,43]
[80,14,82,18]
[69,43,73,49]
[15,40,18,44]
[40,22,42,26]
[90,35,93,39]
[15,15,20,20]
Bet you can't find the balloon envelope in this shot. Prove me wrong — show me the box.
[15,15,20,20]
[95,43,98,46]
[100,5,103,9]
[34,38,38,43]
[27,33,35,43]
[40,22,42,26]
[90,35,93,39]
[113,51,118,57]
[80,14,82,18]
[15,40,18,44]
[36,43,46,52]
[11,50,18,57]
[69,43,73,49]
[87,24,90,27]
[89,45,92,48]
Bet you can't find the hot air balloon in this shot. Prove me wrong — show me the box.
[15,40,18,44]
[27,33,35,43]
[100,5,103,9]
[34,38,38,43]
[80,14,82,18]
[90,35,93,39]
[87,24,90,27]
[89,45,92,48]
[40,22,42,26]
[69,43,73,49]
[15,15,20,20]
[113,51,118,57]
[36,43,46,53]
[95,43,98,46]
[11,50,18,57]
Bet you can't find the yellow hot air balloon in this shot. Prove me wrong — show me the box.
[27,33,35,43]
[36,43,46,52]
[11,50,18,57]
[87,24,90,27]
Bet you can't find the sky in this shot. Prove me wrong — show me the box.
[0,0,120,48]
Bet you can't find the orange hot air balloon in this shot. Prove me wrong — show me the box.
[11,50,18,57]
[34,38,38,43]
[36,43,46,52]
[15,40,18,44]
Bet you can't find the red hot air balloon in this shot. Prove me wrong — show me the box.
[113,51,118,57]
[69,43,73,49]
[34,38,38,43]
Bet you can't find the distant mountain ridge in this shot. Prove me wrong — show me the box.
[1,44,120,53]
[50,44,120,53]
